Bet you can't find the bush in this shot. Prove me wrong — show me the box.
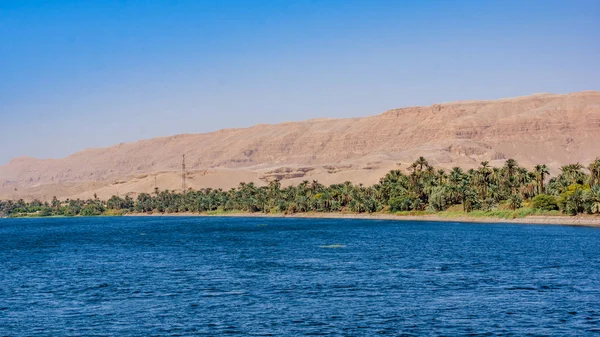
[39,207,53,217]
[558,184,590,215]
[389,195,417,212]
[480,197,498,211]
[532,194,559,211]
[508,194,523,210]
[102,209,125,216]
[80,203,104,216]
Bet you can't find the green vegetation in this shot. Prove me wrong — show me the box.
[532,194,559,211]
[2,158,600,219]
[437,208,561,220]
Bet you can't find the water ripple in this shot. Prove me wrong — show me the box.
[1,216,599,336]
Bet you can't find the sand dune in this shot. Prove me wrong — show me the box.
[1,91,599,201]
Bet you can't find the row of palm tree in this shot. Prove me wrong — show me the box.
[2,157,600,217]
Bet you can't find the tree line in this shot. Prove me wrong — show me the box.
[2,157,600,218]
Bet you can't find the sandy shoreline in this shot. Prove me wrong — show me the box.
[125,212,600,228]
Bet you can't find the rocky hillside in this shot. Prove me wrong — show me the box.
[1,91,599,200]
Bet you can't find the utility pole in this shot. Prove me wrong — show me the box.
[182,154,186,192]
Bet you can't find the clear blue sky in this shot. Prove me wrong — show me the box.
[1,0,598,164]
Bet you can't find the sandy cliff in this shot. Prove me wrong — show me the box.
[1,91,599,200]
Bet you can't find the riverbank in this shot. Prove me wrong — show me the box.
[7,210,600,227]
[124,211,600,227]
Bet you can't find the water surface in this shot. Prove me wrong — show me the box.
[1,217,599,335]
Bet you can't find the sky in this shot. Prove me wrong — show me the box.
[1,0,599,164]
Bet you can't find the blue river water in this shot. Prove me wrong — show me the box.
[1,216,599,336]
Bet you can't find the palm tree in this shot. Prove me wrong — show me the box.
[478,161,492,198]
[503,159,519,193]
[414,157,429,173]
[588,159,600,187]
[534,164,550,194]
[448,167,465,204]
[504,159,518,179]
[560,163,586,185]
[51,196,60,211]
[587,186,600,214]
[10,156,600,217]
[436,169,447,185]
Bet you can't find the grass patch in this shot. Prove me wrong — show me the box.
[101,209,125,216]
[388,210,433,216]
[438,208,563,219]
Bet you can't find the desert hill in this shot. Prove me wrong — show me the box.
[1,91,599,201]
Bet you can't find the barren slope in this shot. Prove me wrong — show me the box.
[1,91,599,200]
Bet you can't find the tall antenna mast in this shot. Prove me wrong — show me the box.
[182,154,186,192]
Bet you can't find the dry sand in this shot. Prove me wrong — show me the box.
[125,212,600,228]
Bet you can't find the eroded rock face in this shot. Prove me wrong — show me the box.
[1,91,599,200]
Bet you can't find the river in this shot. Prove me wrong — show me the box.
[1,216,599,335]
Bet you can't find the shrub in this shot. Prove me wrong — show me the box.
[102,209,125,216]
[80,203,104,216]
[39,207,53,217]
[558,184,590,215]
[480,197,498,211]
[389,195,417,212]
[532,194,559,211]
[508,194,523,210]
